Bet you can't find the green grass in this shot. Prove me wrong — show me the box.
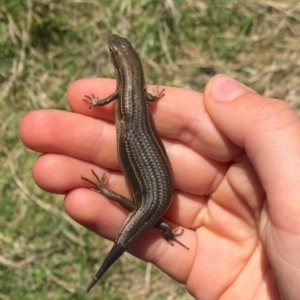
[1,1,300,299]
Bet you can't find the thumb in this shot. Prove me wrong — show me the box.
[204,74,300,299]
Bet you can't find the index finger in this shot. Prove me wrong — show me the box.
[67,78,242,162]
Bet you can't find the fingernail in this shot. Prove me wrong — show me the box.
[211,75,247,102]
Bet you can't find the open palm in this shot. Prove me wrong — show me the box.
[20,76,300,299]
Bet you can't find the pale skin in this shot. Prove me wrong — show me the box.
[19,74,300,300]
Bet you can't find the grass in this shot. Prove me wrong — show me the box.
[1,0,300,299]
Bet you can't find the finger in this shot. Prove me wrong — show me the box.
[20,79,243,165]
[32,152,209,228]
[64,187,196,283]
[204,74,300,299]
[204,74,300,227]
[68,78,242,161]
[19,109,118,170]
[20,110,229,196]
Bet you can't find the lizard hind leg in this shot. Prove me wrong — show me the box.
[154,220,189,250]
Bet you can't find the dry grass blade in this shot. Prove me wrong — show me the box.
[4,147,82,234]
[40,265,76,293]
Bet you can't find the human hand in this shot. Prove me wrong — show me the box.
[19,75,300,299]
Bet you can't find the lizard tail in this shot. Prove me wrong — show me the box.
[87,242,126,292]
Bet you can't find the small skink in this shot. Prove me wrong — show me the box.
[82,34,188,292]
